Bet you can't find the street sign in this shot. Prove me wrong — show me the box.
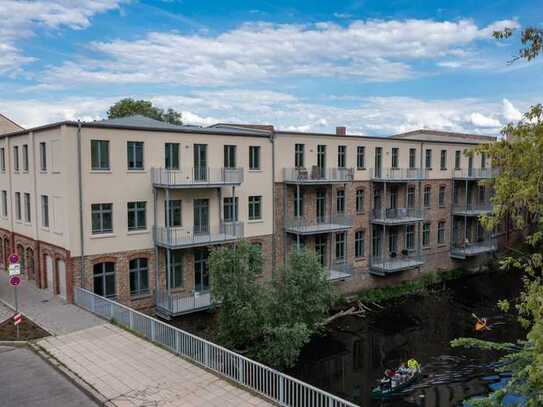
[9,254,19,264]
[8,263,20,276]
[9,275,21,287]
[13,313,22,326]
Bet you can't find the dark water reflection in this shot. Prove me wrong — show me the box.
[289,271,524,407]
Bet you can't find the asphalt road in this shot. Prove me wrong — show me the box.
[0,345,97,407]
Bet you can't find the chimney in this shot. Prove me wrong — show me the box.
[336,126,346,136]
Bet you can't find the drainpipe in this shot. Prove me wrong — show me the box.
[270,131,277,276]
[77,121,85,288]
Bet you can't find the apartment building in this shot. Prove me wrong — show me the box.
[0,115,503,317]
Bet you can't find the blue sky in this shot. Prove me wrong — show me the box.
[0,0,541,135]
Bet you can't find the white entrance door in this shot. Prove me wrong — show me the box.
[57,260,67,300]
[45,255,54,293]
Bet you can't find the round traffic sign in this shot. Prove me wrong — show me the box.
[9,275,21,287]
[9,254,19,264]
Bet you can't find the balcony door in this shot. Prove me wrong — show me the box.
[193,199,209,235]
[317,145,326,177]
[372,225,381,257]
[315,235,327,267]
[316,190,326,223]
[194,144,207,181]
[194,248,209,292]
[374,147,382,178]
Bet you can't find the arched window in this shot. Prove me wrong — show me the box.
[129,258,149,297]
[93,262,115,298]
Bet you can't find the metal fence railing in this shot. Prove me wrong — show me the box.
[283,167,354,183]
[371,208,424,221]
[369,253,425,274]
[155,289,213,315]
[152,167,244,187]
[451,168,497,179]
[452,202,493,213]
[154,223,244,248]
[370,168,427,181]
[74,288,359,407]
[285,215,353,233]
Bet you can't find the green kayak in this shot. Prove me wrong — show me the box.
[370,369,422,400]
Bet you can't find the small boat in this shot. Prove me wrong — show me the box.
[371,367,422,400]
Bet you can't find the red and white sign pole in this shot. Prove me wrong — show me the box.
[8,254,21,340]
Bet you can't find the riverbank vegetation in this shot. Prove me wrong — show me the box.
[356,268,466,303]
[451,24,543,407]
[208,241,334,369]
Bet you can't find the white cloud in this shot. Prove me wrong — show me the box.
[0,0,125,74]
[469,112,501,128]
[502,98,523,122]
[37,18,517,87]
[0,91,527,137]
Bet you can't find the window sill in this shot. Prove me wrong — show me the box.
[15,219,22,224]
[437,244,447,248]
[130,293,152,300]
[52,170,61,174]
[90,233,116,239]
[441,168,447,171]
[23,170,29,174]
[247,219,263,224]
[356,211,365,215]
[127,169,146,173]
[248,169,262,173]
[422,246,432,251]
[354,256,366,261]
[40,170,47,174]
[23,222,31,226]
[90,169,112,174]
[41,227,51,232]
[127,229,150,236]
[356,167,366,171]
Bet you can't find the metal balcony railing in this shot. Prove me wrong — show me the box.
[328,262,352,281]
[369,252,425,276]
[450,238,497,259]
[285,215,353,234]
[452,168,497,179]
[155,289,213,317]
[152,167,243,188]
[153,223,244,248]
[370,168,427,181]
[283,167,354,184]
[371,208,424,224]
[452,202,493,215]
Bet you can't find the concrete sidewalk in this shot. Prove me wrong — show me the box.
[39,324,272,407]
[0,272,104,335]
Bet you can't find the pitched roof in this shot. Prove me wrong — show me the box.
[0,113,23,135]
[93,115,192,130]
[390,129,497,142]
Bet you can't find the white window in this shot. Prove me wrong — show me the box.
[24,193,31,222]
[92,203,113,234]
[248,196,262,220]
[91,140,110,170]
[40,142,47,171]
[127,141,144,170]
[249,146,261,170]
[41,195,49,228]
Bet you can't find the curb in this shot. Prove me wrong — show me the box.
[29,342,110,406]
[0,340,28,347]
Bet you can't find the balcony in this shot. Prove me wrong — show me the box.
[328,262,352,281]
[371,208,424,225]
[152,167,243,189]
[452,168,497,180]
[369,253,425,276]
[285,215,353,235]
[153,223,243,249]
[283,167,354,184]
[371,168,427,182]
[452,203,492,217]
[155,289,213,319]
[450,238,497,260]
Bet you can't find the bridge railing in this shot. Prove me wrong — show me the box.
[74,288,359,407]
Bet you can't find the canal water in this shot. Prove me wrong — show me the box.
[289,271,525,407]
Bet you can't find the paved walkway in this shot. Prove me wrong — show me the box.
[39,324,273,407]
[0,272,104,335]
[0,345,97,407]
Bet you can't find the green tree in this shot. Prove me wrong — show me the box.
[107,98,182,124]
[208,243,334,369]
[450,24,543,407]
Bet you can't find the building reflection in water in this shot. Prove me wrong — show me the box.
[290,272,524,407]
